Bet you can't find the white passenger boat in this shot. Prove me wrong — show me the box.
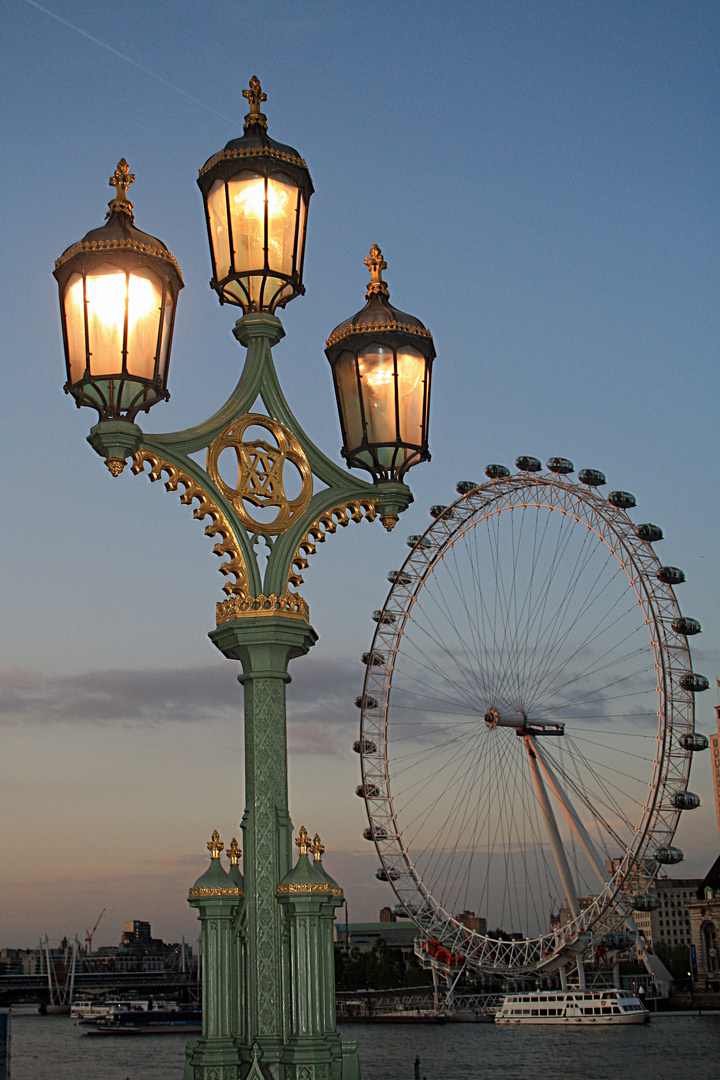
[495,988,649,1025]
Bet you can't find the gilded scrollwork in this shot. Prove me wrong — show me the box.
[131,449,250,598]
[188,885,243,898]
[207,414,313,537]
[216,592,310,626]
[276,882,343,896]
[287,499,378,589]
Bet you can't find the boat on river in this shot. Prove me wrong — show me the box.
[495,988,649,1025]
[80,1006,201,1035]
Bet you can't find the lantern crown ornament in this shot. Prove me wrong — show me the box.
[325,246,435,482]
[53,159,183,422]
[197,76,314,313]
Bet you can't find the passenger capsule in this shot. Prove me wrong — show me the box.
[632,893,661,912]
[547,457,574,474]
[515,456,542,473]
[430,504,455,520]
[578,469,606,487]
[657,566,685,586]
[636,523,663,543]
[361,651,386,667]
[353,738,377,755]
[456,480,479,494]
[376,866,401,882]
[372,610,396,624]
[355,694,379,711]
[608,490,636,510]
[363,826,388,841]
[654,846,684,865]
[406,534,432,549]
[679,672,710,692]
[680,732,709,752]
[388,570,412,586]
[672,616,701,636]
[356,783,379,799]
[671,790,700,810]
[485,464,510,479]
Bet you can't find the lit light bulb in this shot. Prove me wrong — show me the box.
[233,178,289,221]
[86,271,126,330]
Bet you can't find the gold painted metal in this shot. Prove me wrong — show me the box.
[216,591,310,626]
[277,882,343,896]
[207,415,312,536]
[227,837,242,864]
[107,158,135,218]
[208,829,224,859]
[132,449,250,598]
[295,826,310,856]
[380,513,399,532]
[189,885,243,897]
[364,244,389,297]
[288,499,379,589]
[325,320,433,349]
[54,237,183,277]
[105,457,126,477]
[242,75,268,131]
[311,833,325,863]
[198,145,310,180]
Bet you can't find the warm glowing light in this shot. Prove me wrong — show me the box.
[233,177,289,221]
[83,272,155,331]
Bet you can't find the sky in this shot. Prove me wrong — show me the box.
[1,0,719,950]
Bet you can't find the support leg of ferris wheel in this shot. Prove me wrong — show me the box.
[523,738,586,990]
[527,734,673,997]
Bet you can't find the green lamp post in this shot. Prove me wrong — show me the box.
[54,77,435,1080]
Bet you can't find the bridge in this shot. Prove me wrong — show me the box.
[0,971,198,1006]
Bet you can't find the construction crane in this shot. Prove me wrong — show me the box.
[85,908,106,954]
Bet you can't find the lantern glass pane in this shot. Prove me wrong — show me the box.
[358,343,398,446]
[335,350,363,449]
[227,171,267,279]
[158,289,174,381]
[85,264,127,376]
[126,268,163,381]
[266,174,297,277]
[65,272,86,383]
[207,178,231,281]
[396,345,426,445]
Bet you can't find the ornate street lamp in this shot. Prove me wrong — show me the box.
[326,244,434,482]
[53,159,183,427]
[197,75,313,312]
[54,77,436,1080]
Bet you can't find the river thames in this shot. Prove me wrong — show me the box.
[7,1012,720,1080]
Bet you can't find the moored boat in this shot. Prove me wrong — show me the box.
[80,1006,201,1035]
[494,988,649,1025]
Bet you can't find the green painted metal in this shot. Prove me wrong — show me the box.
[86,316,412,1078]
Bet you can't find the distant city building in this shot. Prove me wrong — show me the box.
[710,705,720,845]
[334,922,417,954]
[455,910,487,935]
[632,878,700,951]
[687,855,720,991]
[379,907,394,923]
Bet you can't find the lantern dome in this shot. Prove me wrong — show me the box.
[53,159,183,421]
[325,245,435,482]
[197,76,314,312]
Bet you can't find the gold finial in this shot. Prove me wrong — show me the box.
[365,244,389,298]
[311,833,325,863]
[227,837,242,865]
[243,75,268,131]
[380,513,398,532]
[105,457,126,477]
[107,158,135,220]
[207,829,224,859]
[295,826,310,857]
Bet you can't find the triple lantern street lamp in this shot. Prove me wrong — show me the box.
[54,76,436,1080]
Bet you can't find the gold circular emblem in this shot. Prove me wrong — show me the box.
[207,414,312,535]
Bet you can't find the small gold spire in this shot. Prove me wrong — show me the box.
[243,75,268,131]
[380,514,398,532]
[227,837,242,865]
[311,833,325,863]
[105,457,126,477]
[107,158,135,220]
[295,825,310,857]
[365,244,389,298]
[207,829,224,859]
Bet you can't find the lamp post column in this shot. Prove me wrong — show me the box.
[210,616,318,1073]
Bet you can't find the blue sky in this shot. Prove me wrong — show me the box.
[1,0,718,948]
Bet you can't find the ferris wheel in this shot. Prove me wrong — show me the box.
[355,457,709,977]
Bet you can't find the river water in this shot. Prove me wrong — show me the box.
[7,1012,720,1080]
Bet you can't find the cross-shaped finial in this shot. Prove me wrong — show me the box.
[107,158,135,219]
[364,244,389,298]
[227,837,242,865]
[311,833,325,863]
[207,829,224,859]
[243,76,268,131]
[295,825,310,857]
